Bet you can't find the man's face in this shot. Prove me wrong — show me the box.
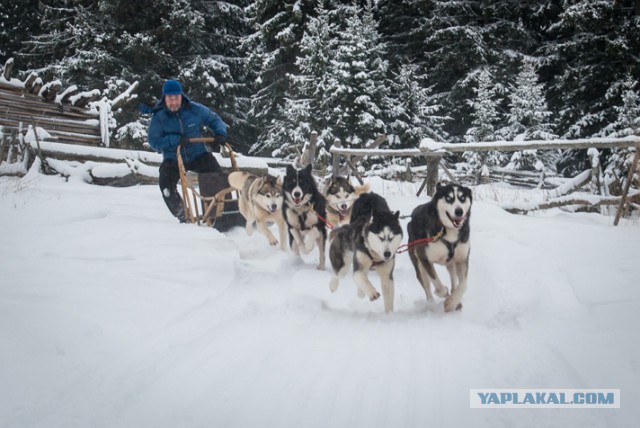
[164,94,182,112]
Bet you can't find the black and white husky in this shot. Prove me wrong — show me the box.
[329,192,403,313]
[282,164,327,270]
[407,183,472,312]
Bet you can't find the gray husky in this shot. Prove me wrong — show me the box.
[228,171,287,251]
[407,183,472,312]
[329,193,403,313]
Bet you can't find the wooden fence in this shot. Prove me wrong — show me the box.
[330,135,640,222]
[0,58,136,147]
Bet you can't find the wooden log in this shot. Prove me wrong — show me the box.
[2,58,14,80]
[40,81,62,102]
[351,134,387,163]
[23,72,39,91]
[70,90,101,107]
[503,192,640,215]
[110,81,138,111]
[420,136,640,154]
[29,79,43,96]
[59,85,79,104]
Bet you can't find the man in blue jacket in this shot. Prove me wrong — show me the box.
[147,79,228,222]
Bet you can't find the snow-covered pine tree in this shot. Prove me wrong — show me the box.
[501,58,557,172]
[323,2,389,154]
[601,76,640,195]
[374,0,433,67]
[0,0,39,63]
[176,0,254,152]
[387,63,449,149]
[245,0,317,156]
[464,68,506,182]
[543,0,640,138]
[268,5,336,164]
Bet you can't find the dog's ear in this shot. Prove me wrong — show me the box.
[277,175,283,186]
[303,164,312,174]
[286,164,295,175]
[394,211,400,220]
[436,182,444,192]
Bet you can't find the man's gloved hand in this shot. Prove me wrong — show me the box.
[206,134,227,153]
[179,135,191,147]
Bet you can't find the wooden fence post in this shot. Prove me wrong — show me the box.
[614,148,640,226]
[331,138,341,179]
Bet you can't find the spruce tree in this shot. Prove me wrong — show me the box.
[245,0,317,155]
[323,3,389,149]
[601,76,640,195]
[464,69,506,181]
[0,0,39,63]
[268,5,336,162]
[502,58,557,171]
[387,63,449,148]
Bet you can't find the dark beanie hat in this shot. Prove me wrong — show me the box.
[162,79,183,96]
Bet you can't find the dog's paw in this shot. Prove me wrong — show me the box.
[245,224,254,236]
[298,242,310,255]
[369,290,381,301]
[329,277,339,292]
[444,296,462,312]
[305,241,316,254]
[435,285,450,298]
[268,237,278,246]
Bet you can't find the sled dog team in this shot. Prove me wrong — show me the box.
[228,165,472,313]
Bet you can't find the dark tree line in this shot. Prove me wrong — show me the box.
[1,0,639,175]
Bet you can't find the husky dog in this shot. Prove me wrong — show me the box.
[228,171,287,250]
[323,176,371,227]
[329,192,403,313]
[282,164,327,270]
[407,183,472,312]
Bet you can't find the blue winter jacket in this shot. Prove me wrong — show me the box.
[147,95,228,163]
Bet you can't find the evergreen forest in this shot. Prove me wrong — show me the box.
[1,0,639,176]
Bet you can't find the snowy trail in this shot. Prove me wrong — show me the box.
[1,175,639,427]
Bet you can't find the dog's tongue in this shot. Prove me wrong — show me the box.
[452,215,466,227]
[294,197,303,205]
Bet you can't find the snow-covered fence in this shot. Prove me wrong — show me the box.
[329,136,640,218]
[0,58,137,148]
[330,136,640,190]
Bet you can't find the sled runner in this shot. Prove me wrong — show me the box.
[177,139,245,231]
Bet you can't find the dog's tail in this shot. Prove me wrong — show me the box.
[228,171,253,190]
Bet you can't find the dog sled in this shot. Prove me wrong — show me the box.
[176,138,245,231]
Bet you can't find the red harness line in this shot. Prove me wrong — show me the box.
[315,208,444,254]
[396,231,444,254]
[314,210,335,230]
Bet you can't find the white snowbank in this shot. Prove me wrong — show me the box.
[0,174,638,428]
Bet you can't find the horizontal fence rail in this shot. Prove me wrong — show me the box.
[329,136,640,157]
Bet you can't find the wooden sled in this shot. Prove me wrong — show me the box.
[177,140,246,231]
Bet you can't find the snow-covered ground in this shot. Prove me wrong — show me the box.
[1,171,638,428]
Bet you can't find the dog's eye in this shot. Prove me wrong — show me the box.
[458,194,466,202]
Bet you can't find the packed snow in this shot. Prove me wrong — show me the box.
[1,170,638,428]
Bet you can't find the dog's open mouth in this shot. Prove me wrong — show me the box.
[447,212,467,229]
[293,197,303,206]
